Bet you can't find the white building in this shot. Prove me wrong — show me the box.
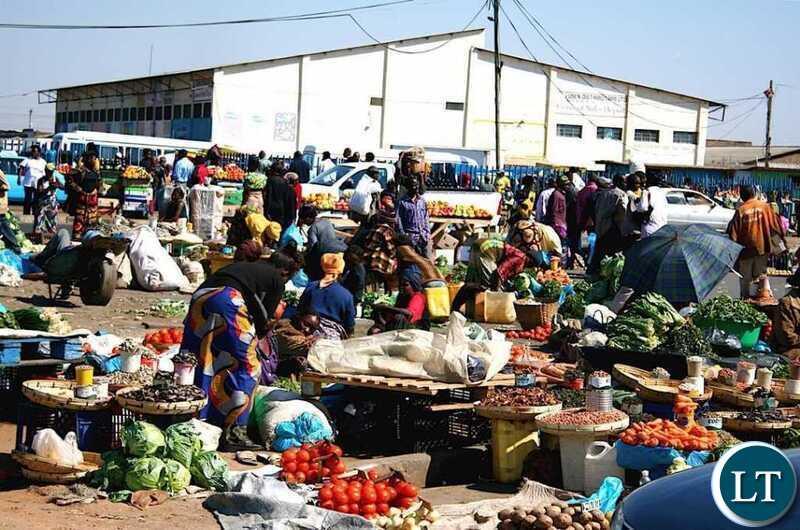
[42,29,724,169]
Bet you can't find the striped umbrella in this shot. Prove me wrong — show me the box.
[621,224,743,305]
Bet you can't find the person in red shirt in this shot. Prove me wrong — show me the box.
[368,267,428,334]
[286,172,302,212]
[192,155,209,186]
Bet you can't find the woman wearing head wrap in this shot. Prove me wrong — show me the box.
[33,163,62,237]
[508,219,563,267]
[368,267,428,334]
[180,257,296,450]
[242,155,266,214]
[298,253,355,340]
[298,204,348,281]
[262,220,282,249]
[245,213,269,242]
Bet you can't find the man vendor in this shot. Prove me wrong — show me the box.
[773,274,800,359]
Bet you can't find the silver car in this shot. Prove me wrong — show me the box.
[663,187,735,231]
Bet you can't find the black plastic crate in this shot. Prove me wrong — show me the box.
[110,403,142,449]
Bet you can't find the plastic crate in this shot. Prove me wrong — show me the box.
[110,403,142,449]
[50,340,85,360]
[15,401,62,451]
[74,410,113,452]
[0,341,21,365]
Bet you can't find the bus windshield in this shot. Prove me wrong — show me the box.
[309,165,353,186]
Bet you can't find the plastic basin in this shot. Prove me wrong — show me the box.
[693,318,762,350]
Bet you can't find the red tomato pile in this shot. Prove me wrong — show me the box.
[318,473,419,518]
[506,323,552,342]
[280,441,345,484]
[144,328,183,346]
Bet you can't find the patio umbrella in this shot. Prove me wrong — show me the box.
[621,224,743,305]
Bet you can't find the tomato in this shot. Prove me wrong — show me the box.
[319,487,334,501]
[349,503,361,515]
[296,462,310,474]
[320,500,335,510]
[294,471,307,483]
[347,488,361,503]
[283,461,297,473]
[328,444,343,457]
[397,482,418,498]
[296,449,311,462]
[306,468,319,483]
[320,466,331,477]
[397,496,415,509]
[332,460,346,475]
[169,328,180,343]
[335,504,350,514]
[283,472,296,483]
[361,487,377,504]
[386,486,398,501]
[308,446,320,460]
[376,502,390,515]
[282,449,298,463]
[367,469,378,481]
[334,491,349,505]
[361,504,377,517]
[375,487,391,503]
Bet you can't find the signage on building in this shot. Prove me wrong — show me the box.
[556,91,625,116]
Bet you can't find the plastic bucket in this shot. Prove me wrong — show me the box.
[489,418,539,483]
[424,286,451,320]
[120,352,141,373]
[174,363,196,385]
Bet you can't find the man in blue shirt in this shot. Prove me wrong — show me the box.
[172,149,195,186]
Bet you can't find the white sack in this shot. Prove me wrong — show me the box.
[127,226,188,291]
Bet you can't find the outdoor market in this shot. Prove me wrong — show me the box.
[0,136,799,530]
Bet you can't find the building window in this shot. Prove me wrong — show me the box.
[114,108,121,121]
[66,111,73,122]
[556,124,583,138]
[596,126,622,140]
[79,110,86,122]
[173,105,182,119]
[99,109,106,122]
[146,106,154,120]
[137,107,145,121]
[634,129,660,142]
[155,106,163,121]
[369,97,383,106]
[92,109,99,122]
[163,105,172,120]
[183,104,191,118]
[193,103,202,118]
[202,102,211,118]
[445,101,465,111]
[122,108,129,121]
[673,131,697,144]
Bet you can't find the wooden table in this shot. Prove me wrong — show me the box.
[301,371,514,397]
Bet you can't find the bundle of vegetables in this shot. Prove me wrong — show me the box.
[445,262,467,284]
[536,280,562,303]
[361,292,397,319]
[434,255,451,279]
[145,299,189,318]
[512,272,540,299]
[282,290,301,307]
[779,428,800,449]
[600,253,625,293]
[3,213,34,251]
[606,292,683,352]
[536,268,570,286]
[618,418,718,451]
[692,294,769,328]
[624,293,684,335]
[243,172,267,190]
[654,322,718,359]
[0,310,19,330]
[12,308,49,332]
[559,289,586,320]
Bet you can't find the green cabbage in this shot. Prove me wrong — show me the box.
[190,451,230,492]
[121,421,166,457]
[164,422,202,469]
[125,457,165,491]
[90,450,130,491]
[160,458,191,493]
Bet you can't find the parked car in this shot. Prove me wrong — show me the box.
[0,150,66,204]
[663,187,735,231]
[611,448,800,529]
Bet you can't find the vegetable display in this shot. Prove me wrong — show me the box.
[693,294,769,328]
[497,500,609,530]
[317,473,420,517]
[480,387,559,408]
[121,421,166,457]
[125,384,206,403]
[0,310,19,330]
[600,253,625,293]
[190,451,230,491]
[618,418,718,451]
[560,289,587,320]
[654,322,717,359]
[280,441,345,484]
[538,409,626,426]
[160,458,192,493]
[144,299,189,318]
[373,504,440,529]
[506,322,552,342]
[143,328,184,347]
[12,308,51,332]
[125,456,165,491]
[244,172,267,190]
[361,292,397,319]
[509,344,551,363]
[536,268,571,286]
[163,422,202,469]
[537,280,562,303]
[607,292,684,352]
[446,263,467,284]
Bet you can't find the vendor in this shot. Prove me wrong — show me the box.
[162,186,189,223]
[33,163,62,238]
[298,253,355,340]
[397,235,445,285]
[368,267,428,334]
[508,219,563,269]
[773,280,800,359]
[298,205,348,281]
[69,150,101,239]
[451,238,527,314]
[242,156,265,214]
[274,310,321,376]
[226,206,258,247]
[362,194,397,290]
[341,244,366,306]
[181,254,297,450]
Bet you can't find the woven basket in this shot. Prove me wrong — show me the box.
[12,450,102,475]
[21,467,91,484]
[514,300,559,330]
[115,386,207,415]
[22,380,113,411]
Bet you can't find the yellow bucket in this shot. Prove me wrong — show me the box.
[490,418,540,483]
[75,365,94,387]
[425,286,451,319]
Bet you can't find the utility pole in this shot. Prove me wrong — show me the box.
[27,109,32,129]
[492,0,501,171]
[764,80,774,168]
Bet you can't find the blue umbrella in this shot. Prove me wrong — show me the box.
[621,224,743,304]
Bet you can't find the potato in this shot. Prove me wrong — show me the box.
[572,505,582,513]
[530,507,546,517]
[600,520,610,530]
[523,515,538,529]
[565,507,576,516]
[498,509,515,521]
[545,506,562,518]
[512,510,527,523]
[498,520,515,530]
[553,501,569,509]
[590,511,605,523]
[572,523,584,530]
[553,514,573,529]
[578,511,593,525]
[588,523,602,530]
[535,514,554,528]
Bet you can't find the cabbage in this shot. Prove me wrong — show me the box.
[91,450,130,491]
[164,422,202,468]
[121,421,165,457]
[190,451,230,491]
[160,458,191,493]
[125,457,165,491]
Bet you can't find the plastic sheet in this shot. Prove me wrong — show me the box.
[272,412,333,452]
[615,440,711,479]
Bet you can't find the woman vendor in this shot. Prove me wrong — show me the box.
[242,156,266,214]
[298,253,356,340]
[773,275,800,360]
[181,253,298,450]
[34,163,62,238]
[274,310,321,376]
[368,267,428,334]
[451,238,528,314]
[298,205,348,281]
[69,150,101,239]
[507,219,562,269]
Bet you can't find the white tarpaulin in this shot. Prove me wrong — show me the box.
[307,313,510,384]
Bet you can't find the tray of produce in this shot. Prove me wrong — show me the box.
[618,418,719,451]
[22,379,114,411]
[707,410,792,432]
[143,327,184,352]
[612,364,712,403]
[536,363,577,385]
[535,408,629,434]
[509,344,553,368]
[476,387,562,419]
[426,200,492,219]
[496,499,609,530]
[115,383,206,415]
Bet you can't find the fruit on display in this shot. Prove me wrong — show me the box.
[618,418,718,451]
[496,501,610,530]
[426,200,491,219]
[214,163,245,182]
[317,473,420,518]
[144,328,184,348]
[506,323,552,341]
[57,163,71,174]
[373,504,440,529]
[280,441,346,484]
[304,193,349,211]
[536,268,571,286]
[122,165,151,181]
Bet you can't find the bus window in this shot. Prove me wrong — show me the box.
[128,147,141,165]
[70,142,86,160]
[99,145,116,161]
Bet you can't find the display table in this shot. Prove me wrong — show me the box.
[301,371,514,397]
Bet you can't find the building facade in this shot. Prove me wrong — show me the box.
[44,29,723,169]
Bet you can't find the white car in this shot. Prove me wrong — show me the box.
[662,187,735,231]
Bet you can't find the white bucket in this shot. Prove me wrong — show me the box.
[174,363,196,385]
[120,352,142,373]
[584,441,625,493]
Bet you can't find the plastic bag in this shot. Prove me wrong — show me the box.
[279,224,304,250]
[189,419,222,452]
[569,477,624,515]
[127,226,188,291]
[482,291,516,324]
[31,429,83,466]
[584,304,616,330]
[272,412,333,452]
[615,440,711,479]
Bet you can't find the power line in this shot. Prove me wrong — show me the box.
[0,1,413,30]
[715,100,765,140]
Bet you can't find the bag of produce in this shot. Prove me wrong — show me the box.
[160,458,191,493]
[164,422,202,469]
[125,457,166,491]
[121,421,166,457]
[190,451,230,492]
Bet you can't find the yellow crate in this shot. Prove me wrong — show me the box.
[490,418,539,483]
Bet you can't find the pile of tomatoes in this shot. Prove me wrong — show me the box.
[143,328,184,346]
[280,441,346,484]
[318,473,419,518]
[505,322,552,342]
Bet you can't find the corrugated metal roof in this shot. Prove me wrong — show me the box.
[704,145,800,167]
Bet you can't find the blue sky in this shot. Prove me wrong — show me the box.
[1,0,798,144]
